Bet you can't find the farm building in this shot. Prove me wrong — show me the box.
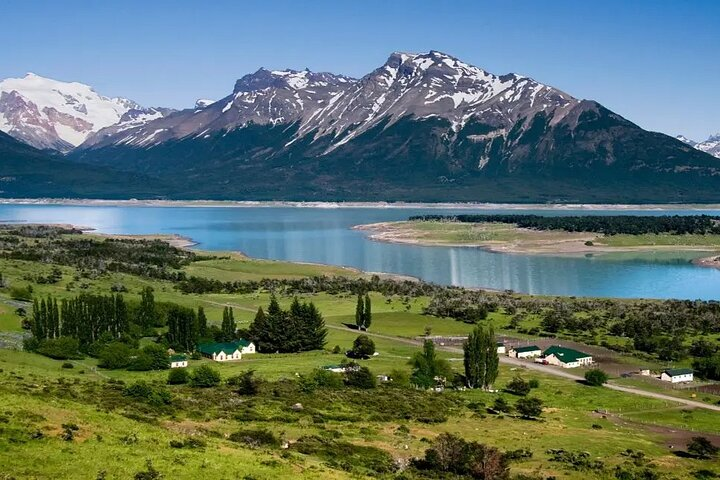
[508,345,542,359]
[169,354,188,368]
[542,346,593,368]
[197,340,255,362]
[660,368,693,383]
[496,342,506,355]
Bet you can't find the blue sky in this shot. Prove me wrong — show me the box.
[2,0,718,140]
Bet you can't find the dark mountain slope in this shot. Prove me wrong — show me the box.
[0,132,167,198]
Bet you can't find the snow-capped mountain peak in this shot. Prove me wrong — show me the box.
[0,72,143,151]
[77,51,577,153]
[678,133,720,159]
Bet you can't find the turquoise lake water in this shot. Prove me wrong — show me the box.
[2,204,720,300]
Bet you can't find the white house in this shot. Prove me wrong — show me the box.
[169,354,188,368]
[660,368,693,383]
[496,342,507,355]
[238,339,256,354]
[542,346,593,368]
[197,342,243,362]
[509,345,542,359]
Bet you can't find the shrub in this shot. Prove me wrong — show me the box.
[37,337,82,360]
[293,435,396,474]
[528,378,540,389]
[505,376,531,396]
[414,433,509,478]
[61,362,74,369]
[98,342,136,369]
[687,437,719,459]
[167,368,189,385]
[547,449,604,471]
[227,370,262,395]
[492,396,513,413]
[516,397,543,418]
[345,366,376,389]
[349,334,375,358]
[169,437,206,449]
[229,429,281,448]
[584,369,609,386]
[190,364,221,388]
[123,381,172,406]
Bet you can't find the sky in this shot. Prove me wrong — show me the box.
[1,0,718,140]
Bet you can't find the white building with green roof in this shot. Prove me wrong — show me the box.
[508,345,542,359]
[197,340,255,362]
[542,346,593,368]
[169,354,188,369]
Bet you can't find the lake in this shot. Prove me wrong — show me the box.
[2,203,720,300]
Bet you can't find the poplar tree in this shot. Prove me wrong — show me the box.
[355,294,364,329]
[137,287,156,332]
[197,306,208,338]
[221,306,236,341]
[363,293,372,330]
[463,325,499,390]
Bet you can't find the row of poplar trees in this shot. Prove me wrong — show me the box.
[463,325,499,390]
[249,295,327,353]
[355,293,372,330]
[32,293,129,347]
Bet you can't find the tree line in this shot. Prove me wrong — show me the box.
[409,214,720,235]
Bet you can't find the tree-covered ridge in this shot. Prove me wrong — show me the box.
[409,214,720,235]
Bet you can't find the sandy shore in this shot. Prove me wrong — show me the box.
[3,198,720,210]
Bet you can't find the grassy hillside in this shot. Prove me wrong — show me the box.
[1,228,719,479]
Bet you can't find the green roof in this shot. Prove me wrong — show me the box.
[197,340,251,355]
[543,346,591,363]
[664,368,693,376]
[514,345,541,353]
[169,354,187,362]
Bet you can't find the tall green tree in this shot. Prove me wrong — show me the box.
[362,293,372,330]
[463,325,499,390]
[197,306,208,339]
[136,287,157,332]
[355,294,364,329]
[221,306,236,341]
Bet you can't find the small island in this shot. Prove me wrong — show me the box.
[355,214,720,267]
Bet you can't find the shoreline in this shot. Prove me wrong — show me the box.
[354,221,720,269]
[3,197,720,210]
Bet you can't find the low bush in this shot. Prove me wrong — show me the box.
[190,365,221,388]
[293,435,396,475]
[229,429,281,448]
[584,369,609,386]
[345,366,376,389]
[167,368,189,385]
[123,381,172,406]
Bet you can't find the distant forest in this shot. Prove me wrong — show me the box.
[408,214,720,236]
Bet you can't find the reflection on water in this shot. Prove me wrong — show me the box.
[1,204,719,300]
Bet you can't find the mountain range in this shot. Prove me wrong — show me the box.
[676,134,720,159]
[1,51,719,202]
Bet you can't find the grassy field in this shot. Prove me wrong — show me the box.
[1,233,720,479]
